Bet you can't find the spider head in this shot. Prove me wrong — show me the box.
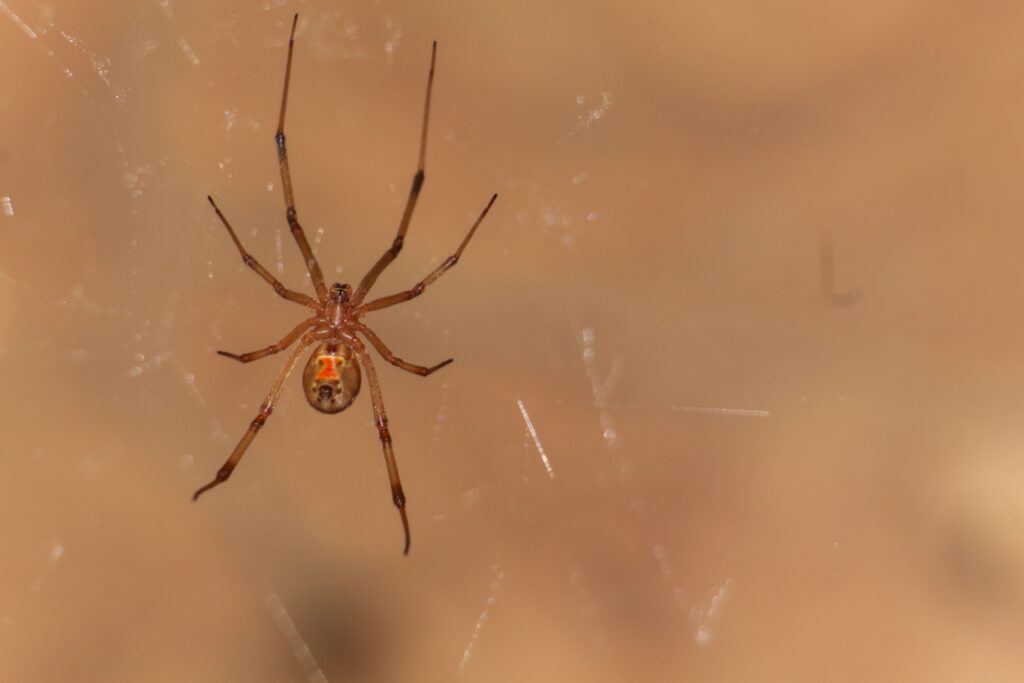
[302,342,361,414]
[329,282,351,304]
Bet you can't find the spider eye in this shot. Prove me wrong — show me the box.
[317,384,335,401]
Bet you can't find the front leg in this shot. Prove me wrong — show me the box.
[359,194,496,313]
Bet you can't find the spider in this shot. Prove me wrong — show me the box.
[193,14,497,556]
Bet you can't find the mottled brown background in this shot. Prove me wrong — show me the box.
[2,1,1024,681]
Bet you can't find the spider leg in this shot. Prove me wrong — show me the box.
[218,318,315,363]
[355,323,453,376]
[353,42,438,305]
[352,339,412,555]
[359,194,497,313]
[275,14,329,301]
[208,196,319,310]
[193,335,314,501]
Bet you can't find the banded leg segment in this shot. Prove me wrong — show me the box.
[357,324,452,376]
[354,42,438,304]
[193,336,314,501]
[353,340,412,555]
[209,196,318,309]
[218,318,315,363]
[360,193,497,313]
[275,13,329,301]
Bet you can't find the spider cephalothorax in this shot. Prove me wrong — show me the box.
[329,282,350,304]
[192,13,497,556]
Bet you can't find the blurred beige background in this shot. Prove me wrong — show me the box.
[3,1,1024,681]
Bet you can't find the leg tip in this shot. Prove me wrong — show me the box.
[399,506,411,556]
[425,358,454,376]
[192,475,225,501]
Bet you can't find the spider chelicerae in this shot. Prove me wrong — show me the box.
[193,14,497,555]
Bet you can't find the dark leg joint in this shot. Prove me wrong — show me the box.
[376,420,393,446]
[392,489,406,508]
[275,131,286,150]
[412,170,425,192]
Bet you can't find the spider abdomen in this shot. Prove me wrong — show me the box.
[302,342,361,414]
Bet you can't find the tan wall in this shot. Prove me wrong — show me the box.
[1,2,1023,681]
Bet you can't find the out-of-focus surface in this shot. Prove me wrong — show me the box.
[3,1,1024,681]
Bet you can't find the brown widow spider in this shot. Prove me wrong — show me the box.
[193,14,497,555]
